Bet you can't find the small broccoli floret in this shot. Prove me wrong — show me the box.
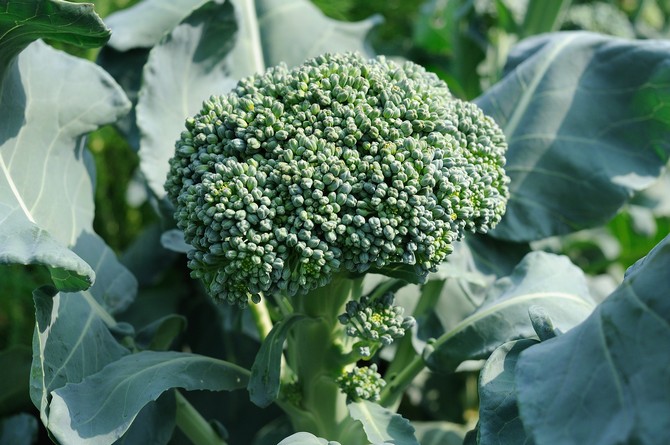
[339,292,415,357]
[165,52,509,306]
[336,364,386,402]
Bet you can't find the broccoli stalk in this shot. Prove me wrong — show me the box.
[165,52,508,442]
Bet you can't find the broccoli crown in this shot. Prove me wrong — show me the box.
[165,52,509,306]
[336,364,386,402]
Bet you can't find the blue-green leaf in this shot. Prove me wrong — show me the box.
[248,314,309,408]
[348,400,419,445]
[478,339,537,445]
[477,32,670,241]
[515,234,670,444]
[425,251,595,372]
[48,351,249,445]
[0,40,131,292]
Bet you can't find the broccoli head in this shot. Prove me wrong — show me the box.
[165,52,509,306]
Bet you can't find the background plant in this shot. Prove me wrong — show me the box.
[1,0,669,444]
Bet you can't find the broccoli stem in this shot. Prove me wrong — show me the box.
[283,275,367,443]
[175,390,227,445]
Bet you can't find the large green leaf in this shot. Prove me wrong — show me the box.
[515,235,670,444]
[0,40,131,291]
[48,350,250,445]
[0,0,109,78]
[30,287,130,429]
[136,0,380,199]
[476,32,670,241]
[348,400,419,445]
[425,251,595,372]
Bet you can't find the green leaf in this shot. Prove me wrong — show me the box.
[520,0,572,37]
[478,339,537,445]
[248,314,309,408]
[277,432,340,445]
[348,400,419,445]
[515,234,670,444]
[0,40,131,292]
[0,346,32,417]
[48,350,249,445]
[0,0,109,75]
[425,251,595,372]
[477,32,670,241]
[0,413,37,445]
[136,0,379,199]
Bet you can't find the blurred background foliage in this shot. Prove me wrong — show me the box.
[1,0,669,433]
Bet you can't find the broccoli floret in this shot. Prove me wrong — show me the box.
[165,52,508,306]
[339,292,415,358]
[336,364,386,402]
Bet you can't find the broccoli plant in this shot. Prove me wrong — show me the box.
[162,52,508,440]
[1,1,670,445]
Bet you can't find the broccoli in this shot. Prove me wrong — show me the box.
[165,52,508,307]
[339,291,415,358]
[336,364,386,402]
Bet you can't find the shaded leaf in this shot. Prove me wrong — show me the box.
[0,346,32,417]
[115,392,176,445]
[478,339,537,445]
[134,314,187,351]
[0,41,131,291]
[0,0,109,72]
[248,314,309,408]
[515,235,670,445]
[425,251,595,372]
[49,351,250,445]
[0,413,37,445]
[348,400,419,445]
[411,421,468,445]
[477,32,670,241]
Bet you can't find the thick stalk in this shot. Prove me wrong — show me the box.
[284,276,366,443]
[175,390,227,445]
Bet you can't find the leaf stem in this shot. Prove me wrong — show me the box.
[237,0,265,73]
[175,390,227,445]
[378,353,425,407]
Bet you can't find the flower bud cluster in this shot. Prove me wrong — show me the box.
[339,292,415,357]
[336,364,386,402]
